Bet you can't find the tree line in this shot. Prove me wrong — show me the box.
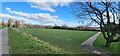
[1,19,22,28]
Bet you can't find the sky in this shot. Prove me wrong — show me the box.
[1,0,118,27]
[0,0,83,27]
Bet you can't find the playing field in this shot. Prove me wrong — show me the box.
[19,28,97,54]
[0,26,4,29]
[8,28,66,54]
[9,27,120,54]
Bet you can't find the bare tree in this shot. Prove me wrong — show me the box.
[15,20,20,28]
[8,18,13,27]
[71,0,120,47]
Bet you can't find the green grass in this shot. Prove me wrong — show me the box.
[19,28,97,54]
[0,26,4,29]
[93,34,119,54]
[8,28,66,54]
[0,27,2,29]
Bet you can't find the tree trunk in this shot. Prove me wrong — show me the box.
[105,40,111,47]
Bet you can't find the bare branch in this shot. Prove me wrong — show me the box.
[111,37,120,42]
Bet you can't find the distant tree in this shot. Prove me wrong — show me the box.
[2,22,5,26]
[71,1,120,47]
[15,20,20,28]
[2,22,7,27]
[61,24,68,29]
[45,26,53,29]
[8,18,13,27]
[53,24,61,29]
[21,20,25,28]
[4,23,8,27]
[12,23,16,27]
[0,22,2,26]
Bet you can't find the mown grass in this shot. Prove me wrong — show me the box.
[0,26,4,29]
[8,28,66,54]
[0,26,2,29]
[19,28,97,54]
[93,34,119,54]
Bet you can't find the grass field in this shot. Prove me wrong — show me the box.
[0,26,4,29]
[93,34,120,54]
[19,28,97,54]
[8,28,66,54]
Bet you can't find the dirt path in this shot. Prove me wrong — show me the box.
[0,27,9,56]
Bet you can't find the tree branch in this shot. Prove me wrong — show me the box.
[88,14,100,25]
[86,2,102,14]
[100,25,108,40]
[111,37,120,42]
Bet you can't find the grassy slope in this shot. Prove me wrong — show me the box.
[20,28,97,54]
[93,34,119,54]
[0,26,4,29]
[8,28,66,54]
